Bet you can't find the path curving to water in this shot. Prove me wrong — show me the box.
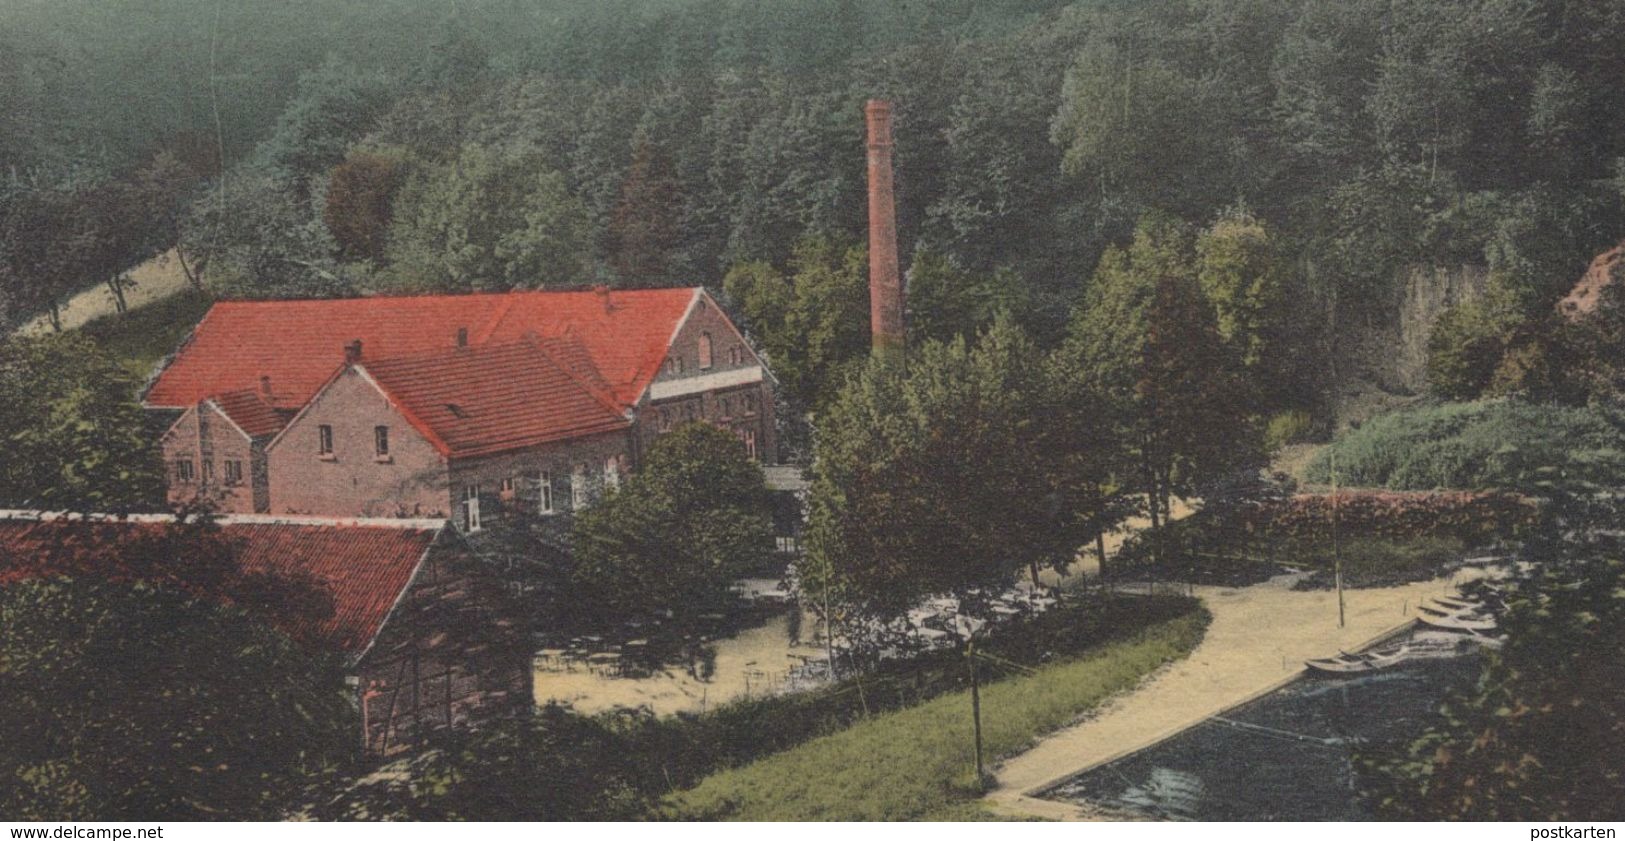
[985,572,1465,821]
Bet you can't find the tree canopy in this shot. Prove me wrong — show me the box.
[570,423,774,631]
[0,578,353,820]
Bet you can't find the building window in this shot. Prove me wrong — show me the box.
[463,484,482,532]
[721,396,733,419]
[603,456,620,491]
[699,333,713,369]
[740,428,758,460]
[374,426,390,459]
[201,459,215,484]
[318,424,334,457]
[538,470,554,514]
[223,460,243,486]
[744,392,758,415]
[570,464,587,511]
[500,476,515,501]
[176,459,195,484]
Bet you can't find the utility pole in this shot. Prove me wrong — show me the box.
[1333,446,1345,628]
[967,639,984,783]
[955,614,988,784]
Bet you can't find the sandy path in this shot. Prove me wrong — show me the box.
[986,573,1464,820]
[16,250,192,334]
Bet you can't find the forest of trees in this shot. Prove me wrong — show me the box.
[7,0,1625,417]
[4,0,1625,821]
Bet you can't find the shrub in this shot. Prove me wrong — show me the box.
[1265,409,1316,451]
[1304,399,1625,492]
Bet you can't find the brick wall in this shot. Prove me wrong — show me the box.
[641,294,779,462]
[268,368,453,519]
[446,429,633,531]
[159,402,266,514]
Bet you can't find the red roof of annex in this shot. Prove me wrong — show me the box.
[0,513,443,656]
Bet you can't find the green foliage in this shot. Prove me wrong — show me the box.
[571,423,774,630]
[181,171,348,299]
[1196,207,1289,370]
[78,288,214,380]
[307,705,650,820]
[668,606,1209,820]
[1264,409,1315,452]
[380,145,593,293]
[0,578,353,820]
[1305,399,1625,493]
[905,250,1031,345]
[0,333,164,511]
[1056,214,1264,520]
[607,138,684,287]
[323,149,410,263]
[1360,555,1625,820]
[805,317,1104,619]
[721,235,869,410]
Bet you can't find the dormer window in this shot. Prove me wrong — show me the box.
[446,403,467,419]
[456,327,469,347]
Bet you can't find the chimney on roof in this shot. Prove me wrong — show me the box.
[593,284,615,313]
[259,375,273,399]
[866,99,903,357]
[344,339,363,363]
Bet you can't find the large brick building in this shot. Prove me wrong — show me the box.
[144,287,777,529]
[0,511,530,755]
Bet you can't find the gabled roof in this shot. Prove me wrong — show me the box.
[349,338,632,460]
[210,389,290,439]
[144,288,701,412]
[0,512,441,657]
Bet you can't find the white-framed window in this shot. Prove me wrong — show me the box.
[374,425,390,458]
[176,459,195,484]
[318,424,334,456]
[538,470,554,514]
[223,460,243,486]
[699,332,713,369]
[571,464,589,509]
[740,428,757,460]
[499,476,516,502]
[603,456,620,491]
[463,484,482,532]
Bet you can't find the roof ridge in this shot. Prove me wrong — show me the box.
[525,334,630,417]
[471,293,521,346]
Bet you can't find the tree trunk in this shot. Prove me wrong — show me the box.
[1096,529,1109,592]
[105,275,128,313]
[176,246,204,291]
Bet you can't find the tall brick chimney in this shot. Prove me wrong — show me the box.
[866,99,904,356]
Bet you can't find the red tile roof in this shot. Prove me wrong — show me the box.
[211,389,290,438]
[144,288,700,412]
[0,515,439,657]
[356,338,632,459]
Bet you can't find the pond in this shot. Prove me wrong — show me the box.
[1043,638,1483,821]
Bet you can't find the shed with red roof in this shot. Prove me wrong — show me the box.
[0,511,530,756]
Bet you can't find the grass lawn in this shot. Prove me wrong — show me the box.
[665,609,1209,821]
[77,289,212,380]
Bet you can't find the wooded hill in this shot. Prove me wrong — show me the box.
[6,0,1625,416]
